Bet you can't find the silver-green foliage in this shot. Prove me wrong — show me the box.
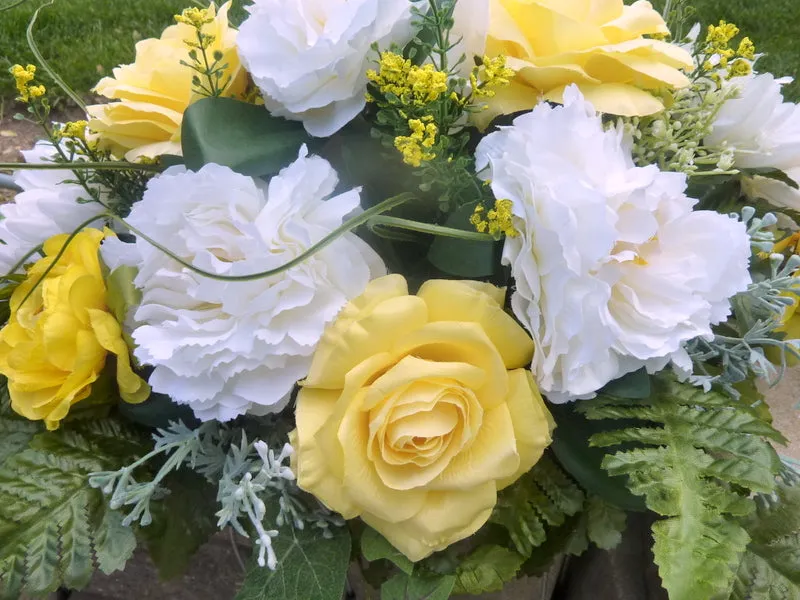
[581,374,785,600]
[0,412,148,598]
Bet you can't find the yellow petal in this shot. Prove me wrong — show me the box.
[601,1,669,43]
[545,82,666,115]
[417,279,534,369]
[363,483,497,562]
[497,369,555,490]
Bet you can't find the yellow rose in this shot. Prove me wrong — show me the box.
[291,275,554,561]
[479,0,694,125]
[0,230,149,430]
[87,2,246,161]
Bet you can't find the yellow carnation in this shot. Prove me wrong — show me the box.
[291,275,554,561]
[0,230,150,430]
[478,0,695,126]
[87,1,246,161]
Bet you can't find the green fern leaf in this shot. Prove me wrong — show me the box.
[580,375,784,600]
[0,415,148,596]
[730,479,800,600]
[585,495,626,550]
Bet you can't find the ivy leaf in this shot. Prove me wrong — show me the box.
[427,204,499,278]
[360,526,414,575]
[140,469,218,580]
[585,495,627,550]
[235,522,351,600]
[381,571,456,600]
[452,545,524,595]
[182,97,314,177]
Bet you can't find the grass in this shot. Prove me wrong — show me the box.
[0,0,798,106]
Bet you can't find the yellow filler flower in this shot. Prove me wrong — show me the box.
[477,0,695,127]
[0,230,150,430]
[291,275,554,561]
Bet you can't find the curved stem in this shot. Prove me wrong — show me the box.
[111,193,416,283]
[367,215,495,242]
[0,161,163,173]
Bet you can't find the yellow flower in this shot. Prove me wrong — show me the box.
[394,118,438,167]
[0,230,150,430]
[9,64,45,104]
[290,275,554,561]
[87,2,246,161]
[477,0,695,127]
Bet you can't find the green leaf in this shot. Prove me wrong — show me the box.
[118,391,199,429]
[452,545,524,595]
[581,374,785,600]
[741,167,800,189]
[182,97,313,177]
[549,401,646,512]
[94,508,137,575]
[599,369,651,399]
[730,479,800,600]
[584,495,627,550]
[235,521,351,600]
[0,415,149,597]
[381,572,456,600]
[361,526,414,575]
[427,204,499,278]
[105,265,141,328]
[140,469,218,580]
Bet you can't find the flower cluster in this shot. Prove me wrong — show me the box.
[2,2,800,599]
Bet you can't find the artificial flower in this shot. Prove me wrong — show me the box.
[742,168,800,211]
[0,229,149,430]
[468,0,694,127]
[102,147,385,422]
[87,2,246,161]
[1,141,106,275]
[475,86,752,400]
[236,0,414,137]
[707,74,800,202]
[291,275,554,561]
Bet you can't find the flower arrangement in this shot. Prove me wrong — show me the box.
[1,1,800,599]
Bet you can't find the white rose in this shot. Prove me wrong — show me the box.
[1,141,106,274]
[236,0,414,137]
[103,147,386,421]
[475,87,752,400]
[706,74,800,182]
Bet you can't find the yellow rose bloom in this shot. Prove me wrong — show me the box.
[87,2,246,161]
[291,275,554,561]
[479,0,695,126]
[0,230,150,430]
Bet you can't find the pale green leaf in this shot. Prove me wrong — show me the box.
[453,545,524,595]
[93,508,136,575]
[585,495,626,550]
[381,572,455,600]
[361,526,414,575]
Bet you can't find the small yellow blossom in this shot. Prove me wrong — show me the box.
[367,52,448,106]
[471,55,516,99]
[701,21,756,81]
[60,120,89,141]
[706,21,740,49]
[737,37,756,60]
[9,64,44,103]
[174,6,214,28]
[394,118,438,167]
[728,59,753,79]
[470,199,518,238]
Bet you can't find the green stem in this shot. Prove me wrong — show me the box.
[111,193,416,282]
[367,215,494,241]
[0,161,163,173]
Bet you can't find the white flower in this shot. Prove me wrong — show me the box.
[475,87,752,400]
[236,0,414,138]
[706,74,800,181]
[103,147,385,421]
[742,168,800,211]
[1,141,105,274]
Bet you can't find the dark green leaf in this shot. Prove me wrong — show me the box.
[428,204,499,277]
[452,545,524,595]
[599,369,651,399]
[381,571,456,600]
[118,391,199,429]
[361,526,414,575]
[182,97,313,177]
[140,469,218,580]
[549,402,646,512]
[235,521,351,600]
[741,167,800,189]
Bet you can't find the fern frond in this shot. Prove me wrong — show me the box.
[580,374,785,600]
[730,479,800,600]
[0,415,149,596]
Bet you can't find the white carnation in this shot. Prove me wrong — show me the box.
[706,74,800,182]
[236,0,414,137]
[103,147,385,421]
[475,87,752,400]
[1,141,105,274]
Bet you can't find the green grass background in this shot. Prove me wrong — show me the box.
[0,0,798,107]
